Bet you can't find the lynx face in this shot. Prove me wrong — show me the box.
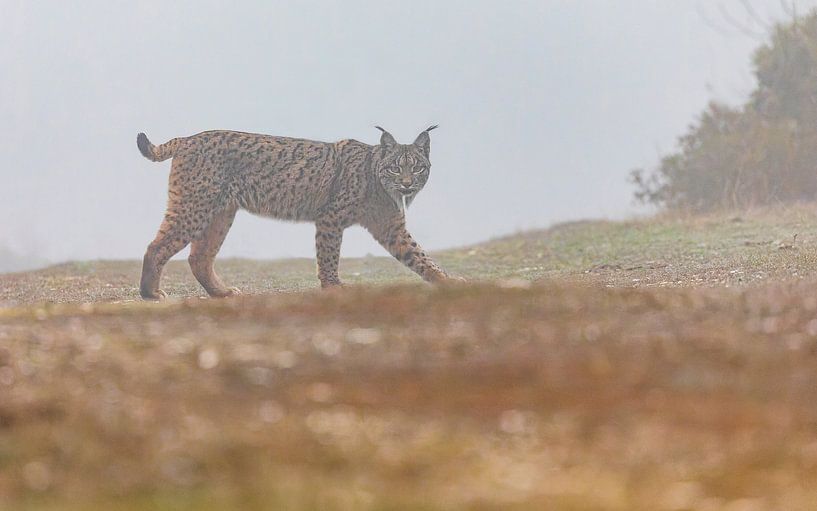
[374,125,436,212]
[377,147,431,211]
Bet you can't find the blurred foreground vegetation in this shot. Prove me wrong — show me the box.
[2,282,817,510]
[3,209,817,509]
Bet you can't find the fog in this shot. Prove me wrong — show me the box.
[2,0,814,268]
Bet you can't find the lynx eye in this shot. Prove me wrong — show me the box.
[412,166,427,175]
[385,166,400,175]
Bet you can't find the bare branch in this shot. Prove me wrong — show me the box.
[695,2,742,38]
[780,0,797,22]
[717,2,766,40]
[740,0,774,31]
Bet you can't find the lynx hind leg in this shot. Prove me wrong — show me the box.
[140,216,194,300]
[189,206,240,297]
[140,168,219,300]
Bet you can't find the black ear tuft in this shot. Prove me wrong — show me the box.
[425,125,439,132]
[375,126,397,146]
[413,125,437,154]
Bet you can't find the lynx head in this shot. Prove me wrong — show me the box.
[373,125,437,212]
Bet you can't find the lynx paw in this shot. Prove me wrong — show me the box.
[210,287,242,298]
[141,289,168,301]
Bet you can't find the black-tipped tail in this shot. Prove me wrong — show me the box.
[137,132,155,160]
[136,132,180,162]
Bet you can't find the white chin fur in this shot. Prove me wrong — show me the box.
[389,189,412,214]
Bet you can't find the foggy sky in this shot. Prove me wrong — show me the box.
[2,0,815,267]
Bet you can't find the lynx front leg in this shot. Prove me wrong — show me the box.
[189,206,240,298]
[315,219,344,288]
[364,216,448,283]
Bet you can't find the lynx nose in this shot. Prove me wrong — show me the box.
[400,178,412,188]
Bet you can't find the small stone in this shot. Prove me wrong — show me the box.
[723,498,764,511]
[259,400,285,423]
[0,366,14,386]
[345,328,382,345]
[197,348,219,370]
[273,350,297,368]
[662,481,704,510]
[497,278,530,289]
[499,409,530,434]
[22,461,52,491]
[313,334,341,356]
[308,382,334,403]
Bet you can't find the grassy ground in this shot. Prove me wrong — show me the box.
[3,205,817,306]
[3,206,817,510]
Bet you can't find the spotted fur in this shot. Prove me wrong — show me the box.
[135,127,451,299]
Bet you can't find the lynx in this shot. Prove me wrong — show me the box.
[136,126,453,299]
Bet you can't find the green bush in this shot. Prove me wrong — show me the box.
[632,11,817,211]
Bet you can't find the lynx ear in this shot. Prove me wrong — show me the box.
[375,126,397,147]
[413,125,438,154]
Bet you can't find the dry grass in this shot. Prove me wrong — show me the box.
[3,208,817,510]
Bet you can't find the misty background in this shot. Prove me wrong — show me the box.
[3,0,815,271]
